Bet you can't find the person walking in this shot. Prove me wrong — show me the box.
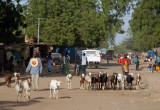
[81,53,87,74]
[26,52,43,91]
[122,54,129,75]
[47,52,53,72]
[63,52,70,75]
[134,55,139,71]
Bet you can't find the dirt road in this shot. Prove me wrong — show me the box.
[0,60,160,110]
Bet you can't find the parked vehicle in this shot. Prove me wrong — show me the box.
[51,53,62,65]
[82,50,101,68]
[106,49,114,60]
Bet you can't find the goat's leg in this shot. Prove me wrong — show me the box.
[50,88,52,99]
[80,83,81,89]
[138,81,141,89]
[93,83,95,90]
[111,82,112,89]
[97,83,99,89]
[69,82,71,90]
[102,83,105,90]
[26,90,30,100]
[56,90,58,99]
[9,80,11,87]
[100,83,102,89]
[70,82,72,90]
[130,82,132,90]
[7,81,8,87]
[20,92,23,102]
[122,83,124,90]
[82,83,85,90]
[17,92,19,102]
[53,89,56,98]
[26,90,29,100]
[117,82,119,90]
[15,79,17,86]
[67,83,69,90]
[23,89,26,98]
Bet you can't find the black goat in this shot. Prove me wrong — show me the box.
[101,74,108,90]
[126,75,134,90]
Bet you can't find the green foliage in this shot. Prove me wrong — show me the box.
[130,0,160,51]
[0,0,25,44]
[24,0,133,47]
[114,36,135,54]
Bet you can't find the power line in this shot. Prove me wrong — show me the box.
[36,18,43,44]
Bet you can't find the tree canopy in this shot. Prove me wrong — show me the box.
[130,0,160,51]
[0,0,25,44]
[24,0,132,47]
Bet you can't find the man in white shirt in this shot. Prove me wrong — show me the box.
[81,53,87,74]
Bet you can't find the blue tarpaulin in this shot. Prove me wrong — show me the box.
[100,48,107,54]
[147,50,153,57]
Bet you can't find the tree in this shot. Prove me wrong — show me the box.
[0,0,25,44]
[114,36,135,54]
[24,0,133,47]
[130,0,160,51]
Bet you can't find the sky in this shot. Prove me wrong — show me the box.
[115,10,134,45]
[18,0,133,45]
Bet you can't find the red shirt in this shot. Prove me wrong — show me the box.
[122,58,129,67]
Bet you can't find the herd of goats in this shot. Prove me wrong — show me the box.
[3,71,141,102]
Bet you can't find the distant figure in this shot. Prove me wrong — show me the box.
[26,52,43,91]
[134,55,139,71]
[75,54,81,65]
[122,54,129,75]
[63,52,70,75]
[47,52,53,72]
[81,53,87,74]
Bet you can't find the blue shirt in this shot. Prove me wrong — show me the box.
[134,57,138,63]
[154,58,157,61]
[26,57,43,74]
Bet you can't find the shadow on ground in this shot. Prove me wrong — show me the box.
[0,99,40,110]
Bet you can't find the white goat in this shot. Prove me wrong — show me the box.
[23,79,31,100]
[85,72,92,90]
[15,80,23,102]
[66,74,72,90]
[121,75,127,90]
[50,80,61,99]
[14,72,20,85]
[117,73,123,90]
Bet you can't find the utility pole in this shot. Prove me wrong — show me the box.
[36,18,43,44]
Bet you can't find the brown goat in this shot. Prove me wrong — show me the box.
[80,74,85,90]
[97,73,101,89]
[108,73,118,89]
[5,74,12,87]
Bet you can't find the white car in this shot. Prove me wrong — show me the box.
[82,50,101,68]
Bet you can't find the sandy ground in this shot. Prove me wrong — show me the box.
[0,59,160,110]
